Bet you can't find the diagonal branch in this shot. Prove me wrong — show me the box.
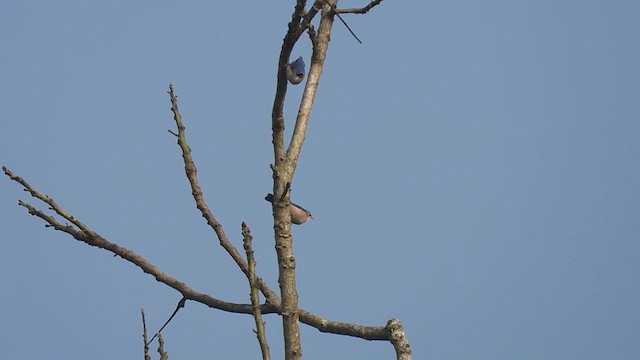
[300,1,322,34]
[147,297,187,345]
[166,83,414,356]
[272,1,311,167]
[167,84,281,307]
[165,84,406,349]
[286,0,339,166]
[3,167,95,235]
[13,202,269,312]
[324,0,363,43]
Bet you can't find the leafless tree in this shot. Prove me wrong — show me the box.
[2,1,412,359]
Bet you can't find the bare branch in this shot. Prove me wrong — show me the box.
[2,169,271,316]
[166,84,282,307]
[243,222,271,360]
[306,23,317,45]
[4,2,413,354]
[324,0,363,44]
[336,0,384,14]
[4,167,401,342]
[286,0,337,165]
[3,166,94,235]
[8,104,405,349]
[157,333,168,360]
[141,309,151,360]
[387,318,413,360]
[300,1,323,34]
[178,48,409,356]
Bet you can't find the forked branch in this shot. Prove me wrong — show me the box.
[2,1,412,358]
[4,164,411,356]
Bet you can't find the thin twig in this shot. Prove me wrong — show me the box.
[148,298,187,345]
[2,167,94,235]
[157,333,168,360]
[325,0,363,44]
[142,309,151,360]
[336,0,384,14]
[242,222,271,360]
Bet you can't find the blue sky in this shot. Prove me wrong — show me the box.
[2,0,639,359]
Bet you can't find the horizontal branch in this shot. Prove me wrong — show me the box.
[336,0,384,14]
[3,165,403,343]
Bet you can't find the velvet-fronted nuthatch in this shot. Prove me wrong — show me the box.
[265,193,313,225]
[286,56,305,85]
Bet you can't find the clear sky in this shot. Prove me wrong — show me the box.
[2,1,639,359]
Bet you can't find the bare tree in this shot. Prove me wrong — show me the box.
[2,1,411,359]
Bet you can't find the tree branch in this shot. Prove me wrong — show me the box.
[167,84,282,307]
[274,1,387,359]
[287,0,338,165]
[165,84,410,355]
[387,318,413,360]
[269,1,324,358]
[336,0,384,14]
[157,332,168,360]
[4,165,406,344]
[324,0,363,43]
[243,223,271,360]
[141,309,151,360]
[4,3,413,353]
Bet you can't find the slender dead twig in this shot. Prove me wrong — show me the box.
[324,0,363,44]
[157,333,168,360]
[142,309,151,360]
[148,297,187,345]
[336,0,384,14]
[242,223,271,360]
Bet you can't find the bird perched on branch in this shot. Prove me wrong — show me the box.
[286,56,305,85]
[265,193,313,225]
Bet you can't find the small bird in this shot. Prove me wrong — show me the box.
[285,56,305,85]
[265,193,313,225]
